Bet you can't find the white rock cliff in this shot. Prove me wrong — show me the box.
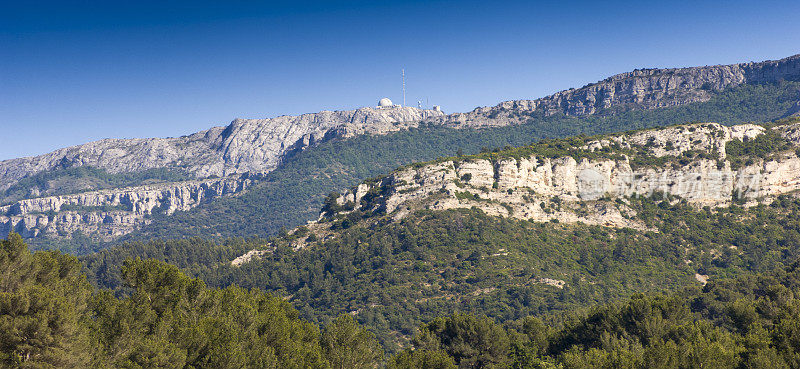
[0,175,252,240]
[3,54,800,243]
[331,122,800,229]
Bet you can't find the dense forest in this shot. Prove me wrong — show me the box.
[82,189,800,353]
[8,230,800,368]
[393,257,800,368]
[29,81,799,253]
[0,233,385,368]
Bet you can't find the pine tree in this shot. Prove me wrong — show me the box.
[322,314,384,369]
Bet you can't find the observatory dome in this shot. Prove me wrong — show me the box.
[378,98,393,107]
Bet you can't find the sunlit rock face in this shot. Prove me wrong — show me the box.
[5,55,799,192]
[430,54,800,128]
[0,175,252,241]
[3,54,800,243]
[333,122,800,229]
[0,106,445,191]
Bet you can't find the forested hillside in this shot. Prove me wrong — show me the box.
[8,51,800,251]
[77,114,800,354]
[0,233,386,368]
[8,222,800,368]
[84,81,800,249]
[83,187,800,353]
[7,2,799,367]
[391,258,800,368]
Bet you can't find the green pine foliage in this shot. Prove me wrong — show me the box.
[1,234,385,368]
[392,258,800,368]
[92,258,329,368]
[725,128,794,170]
[10,194,800,367]
[388,349,457,369]
[81,237,258,291]
[413,313,511,368]
[322,314,384,369]
[0,233,94,367]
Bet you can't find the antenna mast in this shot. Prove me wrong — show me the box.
[402,68,406,107]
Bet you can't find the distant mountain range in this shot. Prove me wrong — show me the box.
[3,53,800,251]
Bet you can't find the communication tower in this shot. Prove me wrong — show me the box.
[402,69,406,107]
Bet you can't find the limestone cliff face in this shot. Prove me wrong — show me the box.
[331,122,800,229]
[215,107,445,176]
[0,106,441,242]
[0,106,444,191]
[0,175,252,240]
[430,54,800,128]
[5,55,799,192]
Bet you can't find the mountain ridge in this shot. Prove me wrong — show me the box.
[5,53,799,192]
[79,117,800,352]
[432,54,800,127]
[5,54,800,249]
[0,106,444,191]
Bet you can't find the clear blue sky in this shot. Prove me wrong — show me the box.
[1,0,799,160]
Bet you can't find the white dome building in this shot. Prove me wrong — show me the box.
[377,98,396,109]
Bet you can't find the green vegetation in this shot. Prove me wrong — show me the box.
[59,203,129,212]
[11,213,800,367]
[0,233,384,368]
[98,81,800,249]
[81,237,258,291]
[6,72,800,367]
[726,128,794,170]
[82,193,800,353]
[390,259,800,368]
[429,133,711,173]
[447,136,626,166]
[0,234,95,367]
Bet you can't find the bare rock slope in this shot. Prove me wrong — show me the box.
[431,54,800,127]
[0,106,444,191]
[0,175,253,240]
[4,54,799,191]
[0,106,442,241]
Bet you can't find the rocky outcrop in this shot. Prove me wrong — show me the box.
[214,107,444,176]
[0,175,252,240]
[0,106,444,191]
[429,54,800,128]
[231,249,272,267]
[5,55,799,192]
[330,122,800,229]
